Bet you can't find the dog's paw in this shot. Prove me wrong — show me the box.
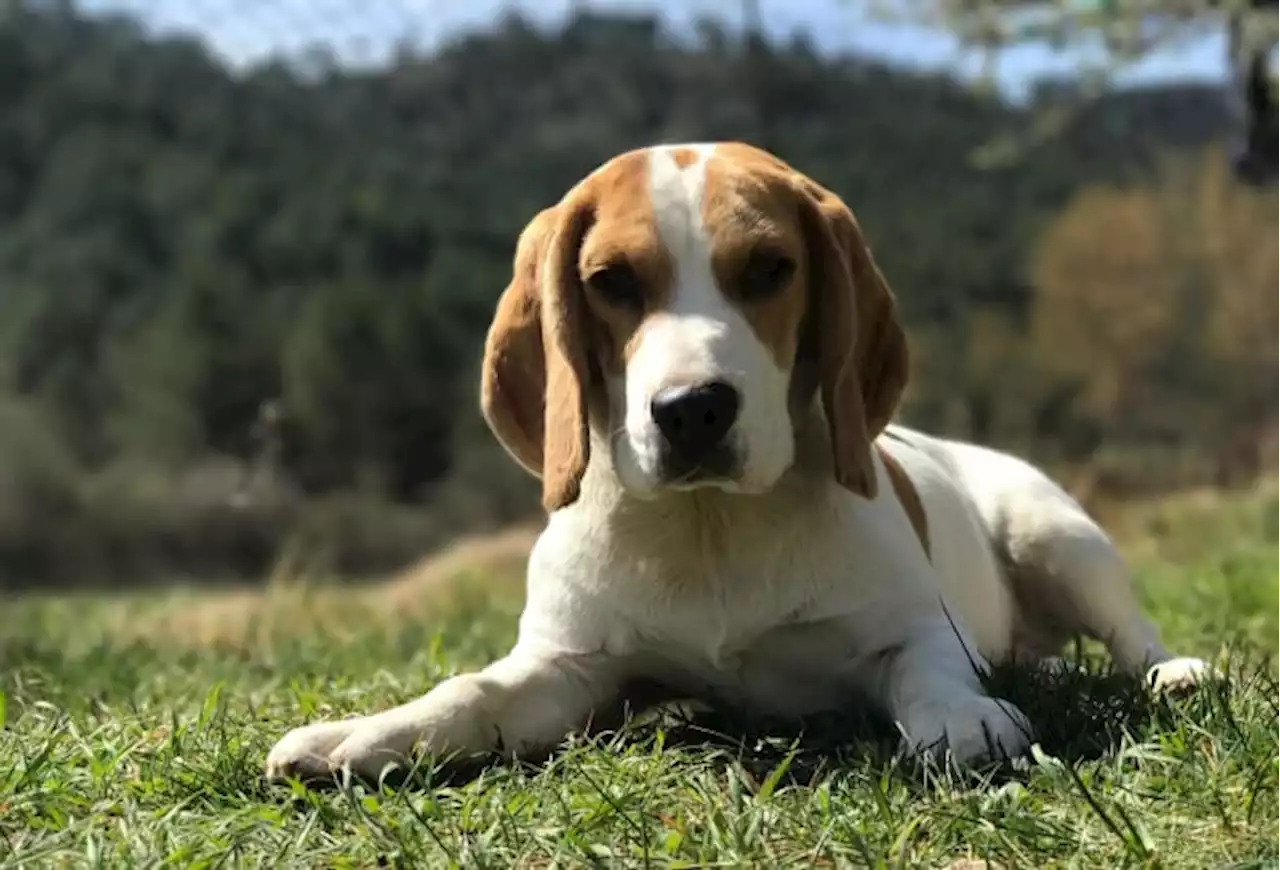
[902,696,1033,767]
[264,675,505,787]
[1146,657,1212,694]
[322,684,497,783]
[264,719,363,784]
[325,730,425,783]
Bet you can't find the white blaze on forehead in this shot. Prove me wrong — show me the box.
[645,144,722,323]
[646,145,715,260]
[634,144,738,400]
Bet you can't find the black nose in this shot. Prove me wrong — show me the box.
[650,381,740,460]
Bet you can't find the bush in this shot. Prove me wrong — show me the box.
[0,397,85,584]
[0,437,501,590]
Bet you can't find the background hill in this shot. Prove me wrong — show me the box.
[0,3,1274,586]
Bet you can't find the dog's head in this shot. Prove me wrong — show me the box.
[481,142,908,511]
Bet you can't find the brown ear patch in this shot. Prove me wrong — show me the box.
[477,199,594,512]
[805,183,910,442]
[481,148,659,513]
[480,206,560,477]
[877,445,931,560]
[538,201,596,512]
[793,175,909,500]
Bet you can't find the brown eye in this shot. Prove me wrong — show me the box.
[586,262,645,309]
[740,250,795,300]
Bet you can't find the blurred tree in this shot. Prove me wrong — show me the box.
[868,0,1277,179]
[1031,180,1180,432]
[920,1,1272,58]
[1030,149,1277,465]
[1181,150,1278,437]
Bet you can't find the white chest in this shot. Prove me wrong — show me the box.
[519,488,934,715]
[570,544,865,714]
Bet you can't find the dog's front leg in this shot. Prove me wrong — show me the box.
[265,646,621,784]
[862,617,1032,767]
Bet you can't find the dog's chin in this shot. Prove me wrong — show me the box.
[659,467,783,498]
[611,443,735,499]
[665,475,742,494]
[614,471,741,501]
[613,434,786,500]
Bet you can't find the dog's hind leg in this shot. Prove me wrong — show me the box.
[1000,496,1211,693]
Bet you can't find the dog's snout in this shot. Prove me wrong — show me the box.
[650,381,740,460]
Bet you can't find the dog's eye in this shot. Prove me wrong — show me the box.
[586,263,645,309]
[740,250,795,300]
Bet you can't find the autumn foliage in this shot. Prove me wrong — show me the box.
[1029,149,1278,492]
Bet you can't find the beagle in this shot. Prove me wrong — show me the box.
[265,142,1209,783]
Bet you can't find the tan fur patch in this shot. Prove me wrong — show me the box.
[699,150,809,368]
[711,142,909,501]
[481,147,664,510]
[877,445,931,559]
[669,147,701,169]
[576,151,675,373]
[481,206,559,476]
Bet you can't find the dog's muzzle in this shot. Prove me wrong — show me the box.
[650,380,741,483]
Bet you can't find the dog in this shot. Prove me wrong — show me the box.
[265,142,1209,784]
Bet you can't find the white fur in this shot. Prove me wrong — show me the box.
[265,146,1210,785]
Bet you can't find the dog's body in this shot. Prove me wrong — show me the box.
[266,143,1207,784]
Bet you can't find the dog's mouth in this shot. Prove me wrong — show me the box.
[659,445,741,490]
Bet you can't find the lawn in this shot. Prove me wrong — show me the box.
[2,485,1277,868]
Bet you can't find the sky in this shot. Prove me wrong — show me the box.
[80,0,1233,103]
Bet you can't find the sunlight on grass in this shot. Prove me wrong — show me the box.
[1,484,1276,867]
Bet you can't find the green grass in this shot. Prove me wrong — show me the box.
[1,485,1277,868]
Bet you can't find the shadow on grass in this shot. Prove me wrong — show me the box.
[271,654,1209,798]
[603,655,1176,790]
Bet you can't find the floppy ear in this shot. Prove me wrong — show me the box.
[796,180,909,499]
[480,203,594,512]
[481,207,556,479]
